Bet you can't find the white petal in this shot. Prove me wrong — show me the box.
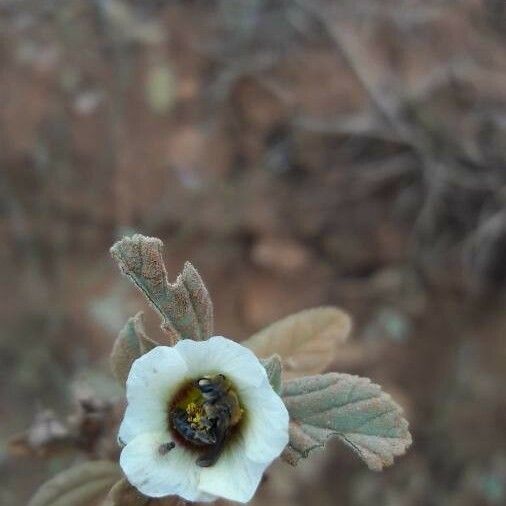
[119,346,189,444]
[175,336,267,389]
[198,437,266,503]
[241,379,290,463]
[118,337,287,503]
[120,432,212,502]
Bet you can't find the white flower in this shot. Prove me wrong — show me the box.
[118,336,289,503]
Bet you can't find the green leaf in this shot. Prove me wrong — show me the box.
[110,312,158,386]
[145,64,176,115]
[28,461,121,506]
[244,307,351,378]
[110,235,214,343]
[281,373,412,470]
[260,354,282,394]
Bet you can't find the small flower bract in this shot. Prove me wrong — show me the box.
[118,336,289,503]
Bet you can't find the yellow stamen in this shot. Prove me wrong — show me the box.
[186,401,206,429]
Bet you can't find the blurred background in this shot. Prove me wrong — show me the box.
[1,0,505,504]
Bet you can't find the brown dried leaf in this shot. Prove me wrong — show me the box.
[9,395,121,461]
[110,235,214,343]
[28,461,121,506]
[8,409,72,458]
[244,307,351,378]
[110,312,158,386]
[281,373,412,470]
[69,397,118,457]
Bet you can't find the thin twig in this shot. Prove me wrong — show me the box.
[292,0,437,169]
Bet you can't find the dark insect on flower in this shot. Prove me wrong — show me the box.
[171,374,243,467]
[158,441,175,455]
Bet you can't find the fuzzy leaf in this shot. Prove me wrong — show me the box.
[281,373,412,470]
[178,261,214,340]
[244,307,351,378]
[260,355,282,394]
[110,235,214,343]
[110,312,158,386]
[28,461,121,506]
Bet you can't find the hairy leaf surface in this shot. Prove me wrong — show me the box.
[282,373,412,470]
[260,354,283,394]
[110,312,157,386]
[244,307,351,378]
[110,235,213,343]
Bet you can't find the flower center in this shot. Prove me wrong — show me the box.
[168,374,243,467]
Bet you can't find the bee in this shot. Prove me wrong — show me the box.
[171,374,243,467]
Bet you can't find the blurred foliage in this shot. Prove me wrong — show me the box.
[1,0,505,504]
